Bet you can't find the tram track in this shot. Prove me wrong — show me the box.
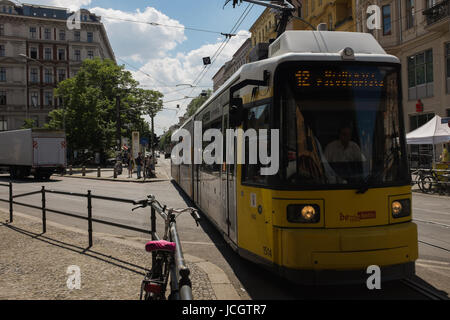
[401,279,449,300]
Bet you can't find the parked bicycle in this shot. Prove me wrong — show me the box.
[132,195,201,300]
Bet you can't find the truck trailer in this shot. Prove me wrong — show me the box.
[0,129,67,179]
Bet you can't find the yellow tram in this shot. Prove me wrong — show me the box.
[171,31,418,284]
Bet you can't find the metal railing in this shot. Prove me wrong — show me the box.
[0,182,193,300]
[423,0,450,25]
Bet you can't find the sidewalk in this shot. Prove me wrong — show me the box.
[64,164,169,183]
[0,210,239,300]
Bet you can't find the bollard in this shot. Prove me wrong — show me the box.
[113,167,117,179]
[97,167,101,178]
[41,186,46,234]
[87,190,93,248]
[9,181,13,223]
[69,165,73,175]
[82,166,86,176]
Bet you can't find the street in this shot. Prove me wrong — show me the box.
[0,158,448,300]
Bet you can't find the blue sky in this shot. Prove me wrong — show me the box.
[24,0,264,134]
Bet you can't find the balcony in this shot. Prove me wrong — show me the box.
[423,0,450,31]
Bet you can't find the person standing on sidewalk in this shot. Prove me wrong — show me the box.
[135,152,143,179]
[127,153,133,178]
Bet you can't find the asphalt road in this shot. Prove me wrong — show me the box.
[0,160,448,300]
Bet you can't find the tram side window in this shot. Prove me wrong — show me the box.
[202,118,222,175]
[242,104,271,185]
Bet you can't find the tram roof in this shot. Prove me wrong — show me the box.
[174,31,399,133]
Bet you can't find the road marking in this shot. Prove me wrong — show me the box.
[414,207,450,216]
[417,263,450,271]
[417,259,450,266]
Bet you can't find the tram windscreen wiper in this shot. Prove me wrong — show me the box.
[356,171,383,194]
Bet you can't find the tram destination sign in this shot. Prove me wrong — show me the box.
[295,70,385,89]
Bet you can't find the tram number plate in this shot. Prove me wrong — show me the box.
[263,247,272,258]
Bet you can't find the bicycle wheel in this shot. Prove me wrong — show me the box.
[142,254,169,301]
[419,175,433,193]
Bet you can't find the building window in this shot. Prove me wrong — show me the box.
[0,24,4,36]
[59,30,65,41]
[406,0,415,29]
[328,14,333,30]
[447,43,450,94]
[30,47,38,59]
[74,49,81,61]
[88,50,94,59]
[58,69,66,82]
[0,67,6,81]
[30,68,38,83]
[31,92,39,108]
[426,0,438,9]
[30,27,37,39]
[0,91,6,105]
[0,116,7,131]
[74,31,80,41]
[382,5,391,35]
[44,48,52,60]
[44,92,53,106]
[58,49,65,60]
[408,49,433,99]
[44,28,51,40]
[87,32,93,43]
[0,45,5,57]
[44,69,53,84]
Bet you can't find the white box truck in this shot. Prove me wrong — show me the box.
[0,129,67,179]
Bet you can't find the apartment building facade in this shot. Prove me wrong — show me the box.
[288,0,356,31]
[355,0,449,164]
[356,0,449,130]
[212,38,251,92]
[0,1,115,131]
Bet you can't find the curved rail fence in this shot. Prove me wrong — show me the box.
[0,182,193,301]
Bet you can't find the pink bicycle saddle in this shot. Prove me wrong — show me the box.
[145,240,176,253]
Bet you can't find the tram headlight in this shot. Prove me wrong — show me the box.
[287,204,320,224]
[391,199,411,219]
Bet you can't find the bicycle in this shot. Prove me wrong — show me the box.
[132,195,201,301]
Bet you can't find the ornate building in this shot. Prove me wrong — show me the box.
[0,1,115,131]
[287,0,356,31]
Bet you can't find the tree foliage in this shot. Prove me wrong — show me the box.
[47,58,163,155]
[185,89,212,117]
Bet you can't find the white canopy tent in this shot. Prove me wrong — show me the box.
[406,115,450,163]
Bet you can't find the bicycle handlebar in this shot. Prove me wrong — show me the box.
[132,196,201,226]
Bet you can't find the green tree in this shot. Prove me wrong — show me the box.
[185,89,212,117]
[159,129,173,153]
[48,58,142,157]
[137,89,164,155]
[21,118,38,129]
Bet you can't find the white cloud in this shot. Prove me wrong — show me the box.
[23,0,91,11]
[132,30,251,135]
[90,7,186,62]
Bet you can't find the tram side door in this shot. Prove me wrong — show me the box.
[222,107,237,244]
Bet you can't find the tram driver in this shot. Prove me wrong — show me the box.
[325,126,366,163]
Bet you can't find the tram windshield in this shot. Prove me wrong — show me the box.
[276,62,409,188]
